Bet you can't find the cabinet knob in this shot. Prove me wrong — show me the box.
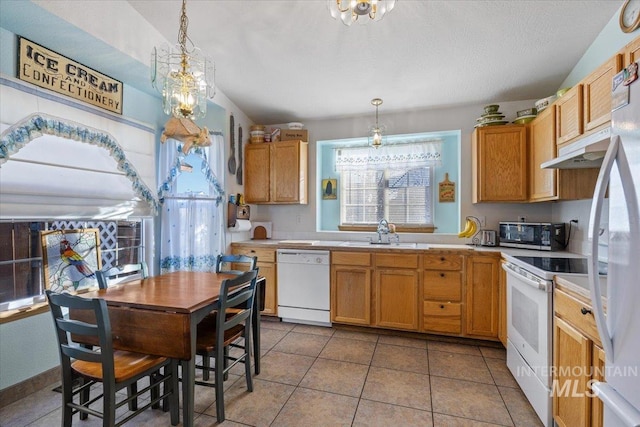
[440,273,445,278]
[580,307,592,315]
[440,257,445,261]
[250,250,256,253]
[440,304,445,309]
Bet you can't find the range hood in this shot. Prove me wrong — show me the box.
[541,127,611,169]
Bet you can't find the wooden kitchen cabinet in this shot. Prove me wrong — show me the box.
[556,84,583,146]
[231,245,278,315]
[331,251,372,325]
[529,105,600,202]
[244,140,308,204]
[622,35,640,66]
[582,54,623,133]
[529,105,558,201]
[465,254,500,339]
[472,125,528,203]
[553,286,604,427]
[374,253,419,331]
[422,253,463,335]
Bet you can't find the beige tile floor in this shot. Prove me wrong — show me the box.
[0,319,544,426]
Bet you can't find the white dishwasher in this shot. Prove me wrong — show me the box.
[277,249,331,327]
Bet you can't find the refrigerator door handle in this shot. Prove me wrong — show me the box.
[588,135,618,360]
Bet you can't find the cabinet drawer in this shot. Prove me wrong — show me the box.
[423,254,463,270]
[423,271,462,301]
[232,247,276,263]
[375,253,418,269]
[554,289,600,344]
[331,251,371,267]
[423,301,462,334]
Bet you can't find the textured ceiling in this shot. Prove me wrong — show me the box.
[3,1,624,125]
[127,0,621,124]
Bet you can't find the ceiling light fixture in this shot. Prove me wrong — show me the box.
[151,0,214,120]
[328,0,396,26]
[369,98,386,149]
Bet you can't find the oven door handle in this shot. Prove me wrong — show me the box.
[501,263,548,291]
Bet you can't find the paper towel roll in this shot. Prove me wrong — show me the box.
[229,219,252,232]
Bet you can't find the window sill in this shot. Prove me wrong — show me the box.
[338,224,436,233]
[0,302,50,324]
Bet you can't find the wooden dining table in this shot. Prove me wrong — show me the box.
[75,271,264,427]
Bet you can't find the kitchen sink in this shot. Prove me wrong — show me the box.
[339,241,417,248]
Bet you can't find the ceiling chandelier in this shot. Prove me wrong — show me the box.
[151,0,214,120]
[369,98,386,149]
[328,0,397,26]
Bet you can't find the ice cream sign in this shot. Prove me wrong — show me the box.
[18,37,123,114]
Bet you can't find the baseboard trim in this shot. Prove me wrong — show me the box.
[0,367,60,408]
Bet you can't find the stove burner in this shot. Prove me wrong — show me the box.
[514,256,591,274]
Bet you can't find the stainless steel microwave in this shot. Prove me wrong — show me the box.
[499,222,566,251]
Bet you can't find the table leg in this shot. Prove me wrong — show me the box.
[181,358,195,427]
[253,277,263,375]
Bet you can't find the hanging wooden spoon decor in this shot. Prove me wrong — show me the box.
[236,125,243,185]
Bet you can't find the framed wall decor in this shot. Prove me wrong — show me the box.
[41,228,102,293]
[322,178,337,200]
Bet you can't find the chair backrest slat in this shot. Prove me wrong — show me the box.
[46,290,115,375]
[96,262,149,289]
[216,254,257,275]
[217,269,258,331]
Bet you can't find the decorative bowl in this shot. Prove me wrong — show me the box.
[517,108,537,117]
[556,87,571,98]
[535,95,557,112]
[513,116,536,125]
[483,104,500,114]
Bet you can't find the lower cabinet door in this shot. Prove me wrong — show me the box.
[331,266,371,325]
[375,269,419,331]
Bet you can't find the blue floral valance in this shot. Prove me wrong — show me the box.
[335,140,442,171]
[0,113,160,215]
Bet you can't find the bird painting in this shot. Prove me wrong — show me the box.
[59,239,95,287]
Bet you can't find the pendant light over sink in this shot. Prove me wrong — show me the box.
[369,98,386,149]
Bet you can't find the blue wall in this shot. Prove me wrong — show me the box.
[317,130,461,234]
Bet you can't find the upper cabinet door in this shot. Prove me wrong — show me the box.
[556,84,583,146]
[472,125,528,203]
[583,54,623,133]
[244,143,271,203]
[529,105,558,201]
[622,36,640,66]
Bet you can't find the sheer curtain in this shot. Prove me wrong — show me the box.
[158,134,225,273]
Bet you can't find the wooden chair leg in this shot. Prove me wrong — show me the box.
[127,383,138,411]
[169,360,180,425]
[79,381,89,420]
[215,346,226,422]
[202,352,211,381]
[151,370,161,410]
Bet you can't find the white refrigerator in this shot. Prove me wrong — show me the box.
[588,60,640,426]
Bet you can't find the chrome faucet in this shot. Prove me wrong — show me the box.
[376,219,390,244]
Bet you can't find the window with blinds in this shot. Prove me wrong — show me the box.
[340,166,434,226]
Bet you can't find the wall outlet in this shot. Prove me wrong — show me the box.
[518,216,527,222]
